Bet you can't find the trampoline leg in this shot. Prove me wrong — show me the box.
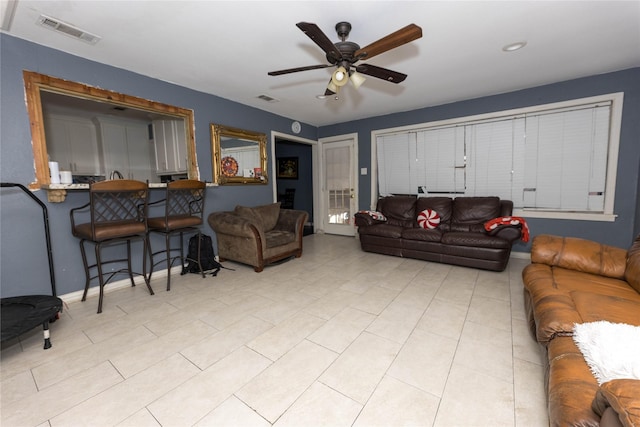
[43,321,52,349]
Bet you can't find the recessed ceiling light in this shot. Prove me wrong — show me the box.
[502,41,527,52]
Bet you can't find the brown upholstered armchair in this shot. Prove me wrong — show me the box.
[207,202,308,272]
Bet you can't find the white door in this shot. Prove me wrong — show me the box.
[321,136,357,236]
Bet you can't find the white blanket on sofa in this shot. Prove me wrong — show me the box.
[573,321,640,385]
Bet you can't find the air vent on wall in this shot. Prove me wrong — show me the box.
[257,94,279,103]
[36,14,101,44]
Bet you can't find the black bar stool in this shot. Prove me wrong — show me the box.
[70,179,153,313]
[147,179,207,291]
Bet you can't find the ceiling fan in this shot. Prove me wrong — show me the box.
[268,21,423,97]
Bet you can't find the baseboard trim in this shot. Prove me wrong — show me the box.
[510,251,530,260]
[59,267,174,304]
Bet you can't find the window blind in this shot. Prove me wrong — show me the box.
[375,99,613,213]
[376,133,412,195]
[524,105,610,211]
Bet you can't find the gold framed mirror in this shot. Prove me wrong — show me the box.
[210,123,268,185]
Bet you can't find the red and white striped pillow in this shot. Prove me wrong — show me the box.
[417,209,441,229]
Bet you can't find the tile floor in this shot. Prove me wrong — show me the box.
[1,234,548,426]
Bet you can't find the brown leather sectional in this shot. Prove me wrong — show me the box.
[522,234,640,427]
[354,196,523,271]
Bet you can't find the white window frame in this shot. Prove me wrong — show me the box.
[370,92,623,222]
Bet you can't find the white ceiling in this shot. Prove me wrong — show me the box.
[2,1,640,127]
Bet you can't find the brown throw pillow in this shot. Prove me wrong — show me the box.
[235,202,281,232]
[234,205,262,230]
[252,202,281,231]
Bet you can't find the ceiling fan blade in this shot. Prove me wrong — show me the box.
[355,64,407,83]
[354,24,422,61]
[268,64,333,76]
[296,22,341,62]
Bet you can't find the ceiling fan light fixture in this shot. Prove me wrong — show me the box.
[269,21,422,97]
[349,71,366,89]
[332,66,349,87]
[326,80,340,94]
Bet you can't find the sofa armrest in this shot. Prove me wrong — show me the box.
[592,379,640,427]
[487,224,522,243]
[531,234,628,279]
[208,212,262,240]
[354,212,376,227]
[355,211,390,227]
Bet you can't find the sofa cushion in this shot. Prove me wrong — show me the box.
[522,264,640,343]
[377,196,416,227]
[571,291,640,325]
[451,197,501,228]
[416,197,452,229]
[235,202,281,232]
[531,235,628,280]
[441,231,511,249]
[357,223,404,239]
[402,227,443,242]
[625,235,640,293]
[593,380,640,427]
[265,229,295,248]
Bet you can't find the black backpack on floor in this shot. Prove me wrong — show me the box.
[182,233,222,276]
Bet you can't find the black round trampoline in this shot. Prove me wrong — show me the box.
[1,183,63,350]
[1,295,62,348]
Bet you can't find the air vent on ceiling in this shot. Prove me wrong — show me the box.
[36,14,101,45]
[257,94,279,103]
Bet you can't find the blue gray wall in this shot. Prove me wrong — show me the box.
[319,68,640,252]
[0,34,315,297]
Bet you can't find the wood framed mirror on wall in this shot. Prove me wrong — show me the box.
[23,70,199,191]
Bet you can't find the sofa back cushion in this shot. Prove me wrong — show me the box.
[416,197,452,231]
[235,202,281,232]
[531,234,628,280]
[625,234,640,293]
[376,196,417,227]
[451,197,501,232]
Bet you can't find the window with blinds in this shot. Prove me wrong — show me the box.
[374,93,622,216]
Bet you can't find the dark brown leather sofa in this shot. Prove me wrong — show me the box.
[354,196,523,271]
[522,234,640,427]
